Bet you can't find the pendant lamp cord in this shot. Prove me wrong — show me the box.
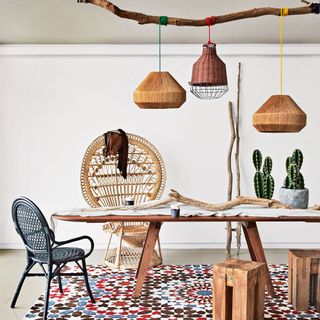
[159,16,168,72]
[206,16,216,44]
[280,8,288,96]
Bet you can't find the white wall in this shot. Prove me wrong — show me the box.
[1,44,320,250]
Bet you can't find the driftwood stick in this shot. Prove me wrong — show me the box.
[81,0,316,26]
[57,190,314,215]
[235,62,242,257]
[226,101,236,257]
[226,223,232,258]
[227,102,236,201]
[235,63,241,198]
[169,190,291,211]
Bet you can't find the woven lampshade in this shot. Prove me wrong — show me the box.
[190,43,228,99]
[134,71,186,109]
[253,95,307,132]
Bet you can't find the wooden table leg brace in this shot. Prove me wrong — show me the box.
[134,222,162,298]
[133,221,275,299]
[242,221,275,297]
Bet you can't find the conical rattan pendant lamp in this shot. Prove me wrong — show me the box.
[253,95,306,132]
[253,8,306,132]
[189,16,228,99]
[134,17,186,109]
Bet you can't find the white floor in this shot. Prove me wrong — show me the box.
[0,248,289,320]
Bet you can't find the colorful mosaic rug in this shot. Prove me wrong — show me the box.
[24,264,320,319]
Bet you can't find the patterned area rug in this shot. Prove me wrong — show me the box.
[24,264,320,319]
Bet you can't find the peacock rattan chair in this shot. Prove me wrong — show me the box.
[80,132,166,269]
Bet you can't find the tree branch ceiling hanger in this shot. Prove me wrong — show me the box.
[76,0,318,115]
[77,0,319,26]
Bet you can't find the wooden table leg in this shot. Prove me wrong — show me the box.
[242,221,275,297]
[134,221,162,298]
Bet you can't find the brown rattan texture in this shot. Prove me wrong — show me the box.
[80,133,166,268]
[81,133,166,207]
[190,44,228,86]
[134,72,186,109]
[190,43,228,99]
[104,247,161,270]
[253,95,307,132]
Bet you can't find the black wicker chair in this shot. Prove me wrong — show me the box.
[11,197,95,320]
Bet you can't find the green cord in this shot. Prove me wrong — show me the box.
[158,16,168,72]
[160,16,168,26]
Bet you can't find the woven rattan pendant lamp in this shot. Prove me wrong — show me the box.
[189,16,228,99]
[253,8,306,132]
[134,16,186,109]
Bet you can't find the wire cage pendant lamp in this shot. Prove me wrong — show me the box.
[252,8,307,133]
[189,16,228,100]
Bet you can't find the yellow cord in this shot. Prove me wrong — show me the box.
[280,8,288,96]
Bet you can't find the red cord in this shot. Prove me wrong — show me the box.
[206,16,216,44]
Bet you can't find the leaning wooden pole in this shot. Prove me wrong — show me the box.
[226,101,236,258]
[227,102,236,201]
[235,62,242,257]
[235,63,241,199]
[78,0,319,26]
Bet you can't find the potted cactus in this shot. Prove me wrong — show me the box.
[279,149,309,208]
[252,149,274,199]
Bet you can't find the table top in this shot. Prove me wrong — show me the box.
[52,204,320,223]
[52,214,320,223]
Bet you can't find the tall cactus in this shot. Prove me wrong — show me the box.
[253,149,262,171]
[283,149,305,189]
[253,150,264,198]
[252,150,274,199]
[263,157,275,199]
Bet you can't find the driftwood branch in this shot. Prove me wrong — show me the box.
[227,102,236,201]
[235,62,242,257]
[59,189,320,215]
[169,189,291,211]
[235,63,241,198]
[226,101,236,257]
[80,0,317,26]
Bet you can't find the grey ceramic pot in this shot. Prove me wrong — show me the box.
[278,187,309,209]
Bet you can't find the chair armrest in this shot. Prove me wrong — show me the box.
[53,235,94,258]
[49,229,55,242]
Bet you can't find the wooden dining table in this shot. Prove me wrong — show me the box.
[52,212,320,298]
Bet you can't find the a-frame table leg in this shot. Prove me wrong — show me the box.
[134,221,162,298]
[242,221,275,297]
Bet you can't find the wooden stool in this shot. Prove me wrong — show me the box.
[288,249,320,311]
[213,259,265,320]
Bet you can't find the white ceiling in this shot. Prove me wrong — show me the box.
[1,0,320,44]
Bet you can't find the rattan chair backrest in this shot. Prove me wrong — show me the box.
[12,197,51,252]
[81,133,166,207]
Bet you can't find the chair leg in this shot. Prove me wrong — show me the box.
[156,235,162,262]
[81,259,95,303]
[115,227,124,269]
[103,230,114,263]
[57,269,63,294]
[43,264,53,320]
[11,258,35,308]
[54,264,63,294]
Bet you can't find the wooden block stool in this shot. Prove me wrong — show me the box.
[213,259,265,320]
[288,249,320,311]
